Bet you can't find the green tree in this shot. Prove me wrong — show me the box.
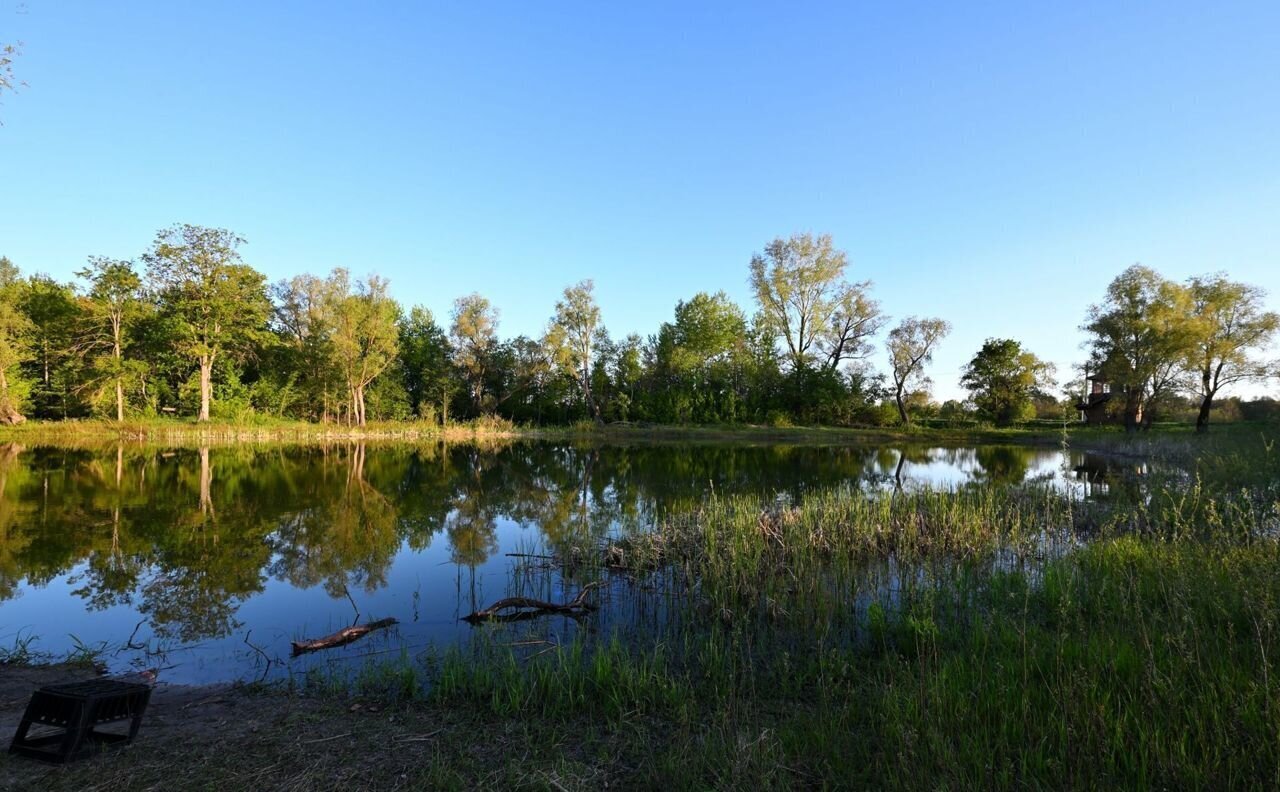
[143,225,270,421]
[270,273,341,421]
[326,271,401,427]
[1083,265,1195,432]
[960,338,1055,426]
[1184,274,1280,432]
[450,293,499,415]
[398,306,456,423]
[887,316,950,425]
[749,233,884,373]
[20,275,81,418]
[0,258,31,423]
[546,280,604,422]
[77,257,146,421]
[667,291,746,370]
[500,335,554,423]
[654,292,749,422]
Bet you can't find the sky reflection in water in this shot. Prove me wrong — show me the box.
[0,441,1139,683]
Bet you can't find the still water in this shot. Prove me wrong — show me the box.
[0,441,1130,684]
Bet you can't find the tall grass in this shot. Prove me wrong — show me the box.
[406,436,1280,788]
[214,427,1278,786]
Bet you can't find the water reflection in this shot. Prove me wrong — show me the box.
[0,440,1132,681]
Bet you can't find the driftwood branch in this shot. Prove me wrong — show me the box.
[291,617,398,656]
[245,629,274,681]
[462,582,603,625]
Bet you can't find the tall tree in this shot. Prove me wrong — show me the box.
[77,257,145,421]
[449,293,499,415]
[326,271,401,427]
[547,280,603,422]
[399,306,456,424]
[749,233,884,372]
[271,273,341,421]
[653,292,750,422]
[20,275,80,418]
[1184,274,1280,432]
[886,316,950,425]
[143,225,270,421]
[610,333,645,421]
[960,338,1055,426]
[1082,265,1194,432]
[0,257,30,423]
[665,291,747,371]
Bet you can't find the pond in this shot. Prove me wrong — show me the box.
[0,440,1139,684]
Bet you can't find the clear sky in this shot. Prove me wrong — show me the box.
[2,1,1278,401]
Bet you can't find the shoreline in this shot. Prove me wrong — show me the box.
[0,416,1221,449]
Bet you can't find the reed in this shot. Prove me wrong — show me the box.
[408,436,1280,788]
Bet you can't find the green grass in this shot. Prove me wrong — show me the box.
[395,535,1278,789]
[383,429,1280,787]
[2,411,1249,450]
[7,421,1278,789]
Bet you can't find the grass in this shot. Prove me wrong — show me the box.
[8,412,1269,449]
[394,535,1278,789]
[4,423,1278,789]
[0,629,45,666]
[244,435,1274,788]
[0,415,524,446]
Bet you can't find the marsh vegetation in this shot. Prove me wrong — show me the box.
[0,427,1277,787]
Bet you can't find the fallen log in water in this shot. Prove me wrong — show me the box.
[291,617,398,656]
[462,582,603,625]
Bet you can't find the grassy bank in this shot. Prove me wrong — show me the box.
[412,455,1279,787]
[406,537,1279,789]
[2,426,1277,789]
[1,414,1269,449]
[6,531,1278,791]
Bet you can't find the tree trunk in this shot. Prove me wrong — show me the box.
[0,369,24,425]
[1123,392,1143,434]
[581,368,601,424]
[198,358,213,422]
[894,385,910,425]
[1196,393,1214,433]
[113,335,125,422]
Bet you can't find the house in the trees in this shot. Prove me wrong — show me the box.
[1076,374,1112,425]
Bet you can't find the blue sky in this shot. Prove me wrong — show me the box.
[2,1,1278,401]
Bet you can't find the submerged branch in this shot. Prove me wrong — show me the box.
[462,582,603,625]
[290,617,398,656]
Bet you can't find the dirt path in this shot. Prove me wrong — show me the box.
[0,664,625,791]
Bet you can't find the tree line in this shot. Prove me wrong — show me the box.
[0,226,1274,431]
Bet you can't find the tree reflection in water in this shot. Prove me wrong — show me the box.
[0,440,1101,645]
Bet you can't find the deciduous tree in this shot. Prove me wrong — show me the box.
[143,225,270,421]
[450,293,499,415]
[1184,274,1280,432]
[887,316,950,425]
[749,233,884,373]
[0,257,31,423]
[547,280,604,422]
[1082,265,1195,432]
[960,338,1055,426]
[327,271,401,427]
[77,257,146,421]
[399,306,456,424]
[20,275,80,418]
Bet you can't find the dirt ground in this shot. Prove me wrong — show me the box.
[0,665,624,791]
